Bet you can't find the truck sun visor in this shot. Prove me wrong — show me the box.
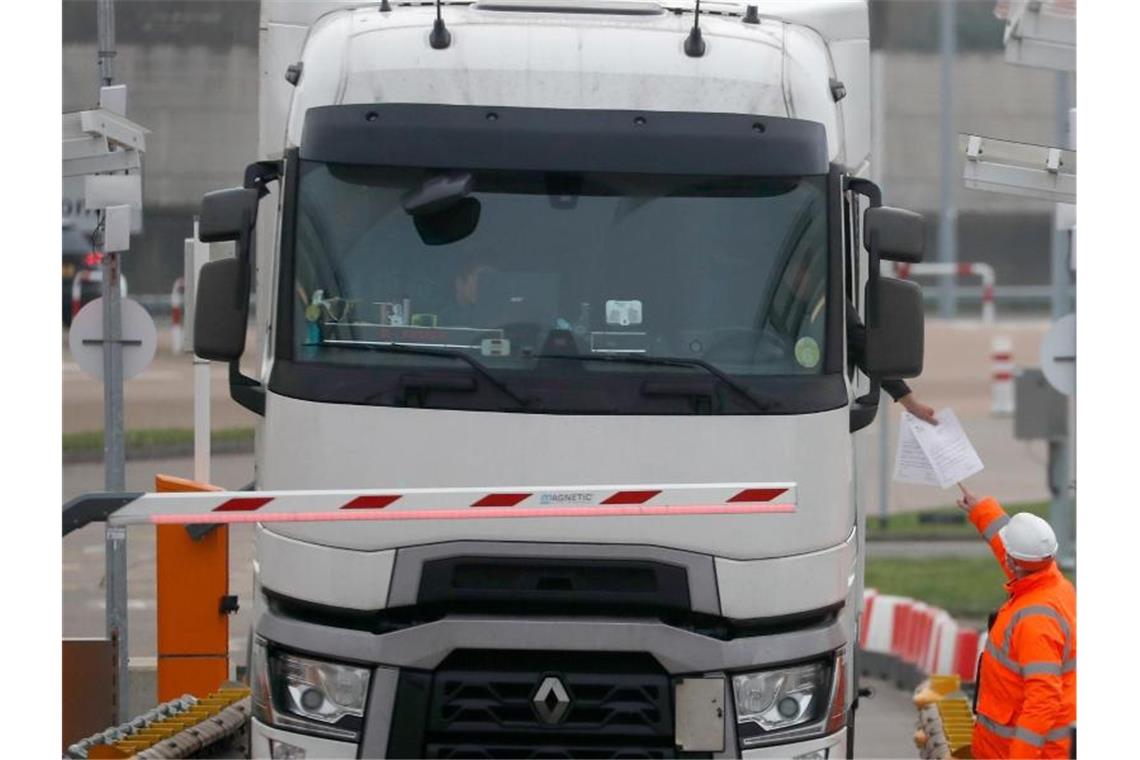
[299,104,829,177]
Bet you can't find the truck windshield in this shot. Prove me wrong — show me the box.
[279,161,835,414]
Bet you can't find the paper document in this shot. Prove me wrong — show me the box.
[893,408,984,489]
[893,419,942,486]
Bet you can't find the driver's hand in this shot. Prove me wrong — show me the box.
[900,393,937,425]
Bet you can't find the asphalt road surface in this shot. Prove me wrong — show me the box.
[855,677,925,758]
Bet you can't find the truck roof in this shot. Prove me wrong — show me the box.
[270,1,869,165]
[264,1,869,42]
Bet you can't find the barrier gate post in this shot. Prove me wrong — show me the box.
[154,475,230,701]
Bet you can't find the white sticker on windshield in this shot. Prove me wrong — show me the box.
[795,337,821,368]
[481,338,511,357]
[605,300,643,326]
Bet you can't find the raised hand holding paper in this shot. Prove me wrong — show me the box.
[893,408,984,489]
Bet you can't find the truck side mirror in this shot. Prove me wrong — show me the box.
[199,187,261,243]
[194,186,260,361]
[193,258,248,361]
[192,162,280,416]
[864,206,925,263]
[864,277,924,378]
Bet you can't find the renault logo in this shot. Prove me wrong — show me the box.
[532,676,571,724]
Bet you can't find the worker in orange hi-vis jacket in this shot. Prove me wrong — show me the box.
[956,485,1076,759]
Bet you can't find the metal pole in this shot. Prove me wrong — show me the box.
[98,0,129,723]
[101,224,130,727]
[1049,72,1075,570]
[97,0,116,88]
[101,252,125,492]
[1050,75,1073,321]
[192,220,212,484]
[937,0,958,319]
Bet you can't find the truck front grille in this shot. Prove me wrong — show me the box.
[394,650,676,758]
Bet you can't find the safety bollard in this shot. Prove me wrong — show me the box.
[981,279,996,325]
[170,278,185,354]
[990,336,1015,415]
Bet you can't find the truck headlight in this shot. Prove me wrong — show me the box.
[731,653,846,748]
[251,637,370,742]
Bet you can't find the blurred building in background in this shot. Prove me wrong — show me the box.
[62,0,1072,300]
[62,0,259,295]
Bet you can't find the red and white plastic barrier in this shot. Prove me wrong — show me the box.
[861,588,982,685]
[990,336,1015,416]
[170,277,185,353]
[860,589,907,655]
[895,262,997,324]
[928,609,960,675]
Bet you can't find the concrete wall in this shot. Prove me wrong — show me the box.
[64,41,258,293]
[62,1,1072,294]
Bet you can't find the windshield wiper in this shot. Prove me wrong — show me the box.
[320,340,531,408]
[533,353,774,412]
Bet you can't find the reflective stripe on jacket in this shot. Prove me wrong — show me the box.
[969,498,1076,759]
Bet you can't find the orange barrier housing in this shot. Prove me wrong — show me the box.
[155,475,229,701]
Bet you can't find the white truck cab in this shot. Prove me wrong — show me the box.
[190,1,927,756]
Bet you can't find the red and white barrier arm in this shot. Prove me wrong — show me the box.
[107,482,798,526]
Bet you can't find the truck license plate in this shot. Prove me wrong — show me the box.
[674,676,725,752]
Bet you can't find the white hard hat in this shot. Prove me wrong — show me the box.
[1000,512,1058,562]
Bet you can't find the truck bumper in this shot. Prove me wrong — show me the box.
[251,601,853,758]
[250,720,845,759]
[740,729,845,758]
[251,718,357,758]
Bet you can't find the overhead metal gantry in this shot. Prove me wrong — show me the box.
[959,133,1075,205]
[996,0,1076,72]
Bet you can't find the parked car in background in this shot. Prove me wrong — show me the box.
[62,223,102,326]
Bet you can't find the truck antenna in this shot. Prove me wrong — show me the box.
[430,0,452,49]
[684,0,706,58]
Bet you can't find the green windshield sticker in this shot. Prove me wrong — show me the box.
[795,337,821,368]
